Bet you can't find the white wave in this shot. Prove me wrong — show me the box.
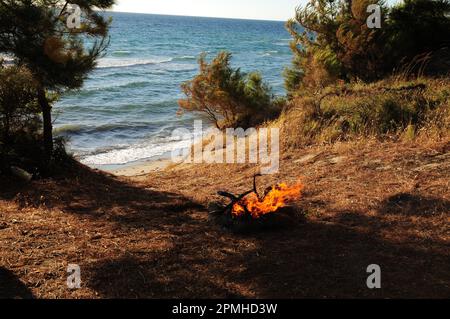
[175,55,196,61]
[78,125,209,166]
[163,63,197,72]
[80,137,193,166]
[0,54,14,65]
[96,57,173,69]
[261,50,280,57]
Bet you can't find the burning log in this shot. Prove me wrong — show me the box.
[210,175,305,232]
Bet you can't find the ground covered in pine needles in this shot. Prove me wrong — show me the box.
[0,139,449,298]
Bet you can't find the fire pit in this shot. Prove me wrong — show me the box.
[209,174,305,232]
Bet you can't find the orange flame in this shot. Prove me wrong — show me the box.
[232,181,304,219]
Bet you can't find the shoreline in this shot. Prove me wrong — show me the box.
[98,157,174,177]
[96,131,218,177]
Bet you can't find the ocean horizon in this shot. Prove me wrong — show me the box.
[54,12,293,168]
[109,10,288,22]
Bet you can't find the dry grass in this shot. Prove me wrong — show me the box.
[277,78,450,149]
[0,138,449,299]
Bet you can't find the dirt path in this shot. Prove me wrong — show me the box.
[0,140,449,298]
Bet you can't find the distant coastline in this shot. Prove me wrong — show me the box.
[105,10,288,23]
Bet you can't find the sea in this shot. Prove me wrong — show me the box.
[54,12,293,168]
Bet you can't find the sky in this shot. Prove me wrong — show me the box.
[112,0,402,21]
[112,0,305,21]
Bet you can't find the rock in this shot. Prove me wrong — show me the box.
[376,165,392,171]
[294,153,320,164]
[90,233,102,240]
[10,166,32,182]
[413,163,442,172]
[329,156,346,164]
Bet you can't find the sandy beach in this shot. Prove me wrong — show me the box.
[107,158,174,177]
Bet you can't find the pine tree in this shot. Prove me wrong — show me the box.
[0,0,115,159]
[179,52,278,129]
[285,0,450,96]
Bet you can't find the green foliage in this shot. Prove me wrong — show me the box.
[285,0,450,96]
[0,65,72,176]
[0,65,40,142]
[0,0,115,158]
[0,0,114,90]
[386,0,450,76]
[0,65,42,173]
[179,52,282,129]
[280,79,450,148]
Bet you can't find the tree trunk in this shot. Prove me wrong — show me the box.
[347,0,353,15]
[2,116,10,145]
[37,87,53,159]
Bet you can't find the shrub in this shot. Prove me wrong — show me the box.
[279,78,450,148]
[285,0,450,95]
[0,65,71,176]
[387,0,450,77]
[179,52,282,129]
[0,65,40,143]
[0,65,43,173]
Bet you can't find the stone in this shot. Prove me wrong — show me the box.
[10,166,32,182]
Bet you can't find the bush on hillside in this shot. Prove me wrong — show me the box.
[0,65,70,176]
[0,65,42,172]
[285,0,450,96]
[0,65,40,142]
[179,52,283,129]
[277,79,450,148]
[386,0,450,76]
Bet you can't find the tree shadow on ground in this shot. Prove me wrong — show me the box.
[0,162,206,231]
[84,194,450,298]
[2,166,448,298]
[0,267,34,299]
[378,193,450,217]
[238,218,449,298]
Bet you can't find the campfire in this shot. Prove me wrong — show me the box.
[210,174,304,231]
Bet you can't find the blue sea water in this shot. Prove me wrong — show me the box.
[54,12,292,166]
